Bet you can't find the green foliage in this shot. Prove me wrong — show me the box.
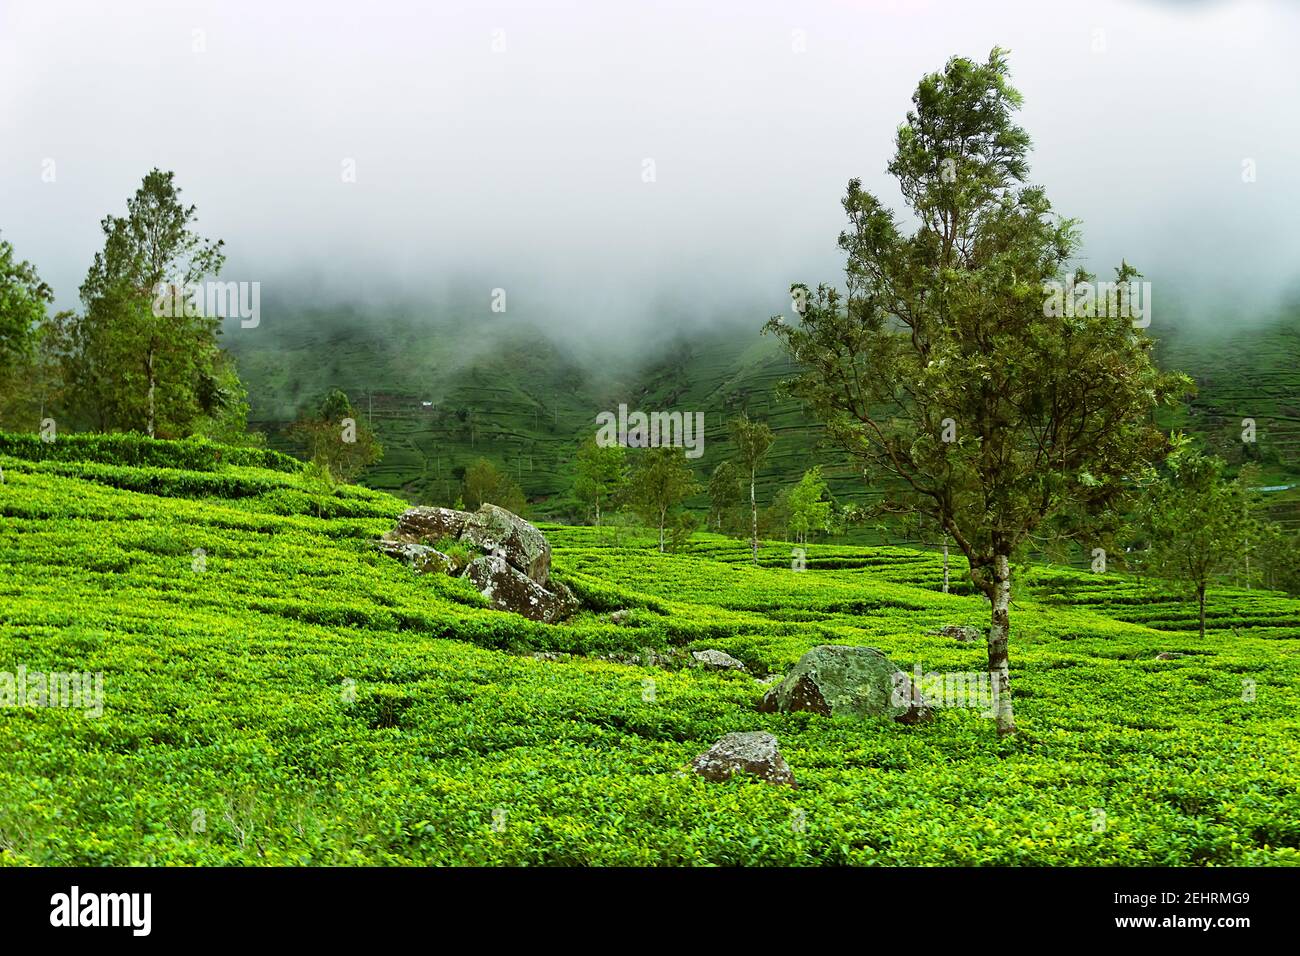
[787,466,833,544]
[462,457,526,514]
[729,413,775,562]
[1130,441,1254,637]
[1,433,1297,865]
[707,460,742,534]
[0,232,52,380]
[573,437,626,526]
[291,389,383,484]
[56,169,234,438]
[622,446,701,552]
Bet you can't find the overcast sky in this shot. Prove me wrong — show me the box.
[2,0,1297,338]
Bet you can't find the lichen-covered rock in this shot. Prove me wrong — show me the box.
[691,731,795,787]
[757,645,931,725]
[376,540,455,575]
[928,625,981,643]
[692,649,747,672]
[459,504,551,585]
[389,506,472,544]
[462,555,574,623]
[609,609,632,626]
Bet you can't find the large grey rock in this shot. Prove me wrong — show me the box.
[462,555,575,624]
[376,540,455,575]
[459,504,551,585]
[757,645,931,725]
[389,506,472,544]
[691,731,795,787]
[692,649,747,672]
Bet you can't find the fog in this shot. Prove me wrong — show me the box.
[2,0,1298,345]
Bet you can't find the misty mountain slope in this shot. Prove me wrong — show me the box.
[228,309,1300,526]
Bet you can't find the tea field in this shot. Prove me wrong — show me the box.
[1,434,1297,865]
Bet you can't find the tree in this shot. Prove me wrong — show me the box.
[66,169,229,437]
[623,446,700,552]
[293,388,383,483]
[0,233,52,383]
[573,437,626,526]
[706,460,742,533]
[730,413,774,563]
[462,457,527,513]
[787,466,833,545]
[764,49,1188,735]
[1131,443,1253,639]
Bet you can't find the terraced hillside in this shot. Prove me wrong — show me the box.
[1,435,1297,865]
[228,308,1300,528]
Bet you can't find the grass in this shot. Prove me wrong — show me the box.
[1,434,1297,865]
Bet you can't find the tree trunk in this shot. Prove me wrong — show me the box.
[749,469,758,564]
[594,497,601,528]
[145,344,157,438]
[1198,585,1206,639]
[987,553,1016,736]
[942,537,950,594]
[658,507,666,553]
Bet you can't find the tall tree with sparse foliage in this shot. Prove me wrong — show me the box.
[730,413,774,563]
[707,460,742,533]
[573,436,626,526]
[765,49,1188,735]
[1131,442,1253,639]
[623,446,700,552]
[787,466,833,545]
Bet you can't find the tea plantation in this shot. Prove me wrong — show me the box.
[1,434,1297,865]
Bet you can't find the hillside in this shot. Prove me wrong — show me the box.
[1,434,1297,865]
[228,308,1300,532]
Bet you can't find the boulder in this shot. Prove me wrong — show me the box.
[389,506,472,544]
[459,504,551,585]
[928,625,981,643]
[376,540,455,575]
[462,555,575,624]
[692,649,747,672]
[691,731,795,787]
[757,645,931,725]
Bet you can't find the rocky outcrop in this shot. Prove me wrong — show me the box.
[691,731,795,787]
[459,504,551,586]
[758,645,931,725]
[377,504,574,623]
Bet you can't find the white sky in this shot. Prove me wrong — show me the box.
[2,0,1297,335]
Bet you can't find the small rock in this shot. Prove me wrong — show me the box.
[609,609,632,625]
[691,731,795,787]
[1155,651,1184,660]
[927,625,981,643]
[691,649,747,672]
